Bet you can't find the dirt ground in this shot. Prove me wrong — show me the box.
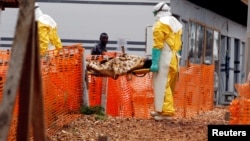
[47,106,229,141]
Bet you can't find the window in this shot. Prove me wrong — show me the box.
[188,21,220,65]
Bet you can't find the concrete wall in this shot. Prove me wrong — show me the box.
[0,0,247,105]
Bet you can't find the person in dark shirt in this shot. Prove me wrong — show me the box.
[91,32,109,55]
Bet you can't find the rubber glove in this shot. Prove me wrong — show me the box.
[150,48,161,72]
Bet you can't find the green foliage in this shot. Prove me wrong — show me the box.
[80,105,106,120]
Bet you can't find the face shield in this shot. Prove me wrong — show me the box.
[153,2,171,17]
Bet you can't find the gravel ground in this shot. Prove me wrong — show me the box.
[47,106,229,141]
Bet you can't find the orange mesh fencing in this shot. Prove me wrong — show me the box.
[0,49,11,75]
[184,64,202,118]
[41,44,84,125]
[87,75,103,106]
[0,44,84,140]
[87,63,215,119]
[235,83,250,99]
[87,75,134,117]
[173,67,188,117]
[175,64,214,118]
[229,99,241,124]
[229,83,250,124]
[199,64,215,111]
[107,76,133,117]
[105,77,120,116]
[6,93,19,141]
[239,99,250,124]
[87,73,154,119]
[85,54,104,107]
[0,50,19,141]
[129,73,154,119]
[174,64,203,118]
[0,46,217,140]
[229,98,250,124]
[86,55,104,62]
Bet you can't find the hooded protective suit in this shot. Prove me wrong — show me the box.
[35,3,62,55]
[150,1,183,119]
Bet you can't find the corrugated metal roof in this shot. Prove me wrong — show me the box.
[0,0,19,10]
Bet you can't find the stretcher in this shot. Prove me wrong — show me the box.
[87,68,151,78]
[86,53,152,79]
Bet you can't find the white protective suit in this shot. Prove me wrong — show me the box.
[35,3,62,55]
[151,1,183,118]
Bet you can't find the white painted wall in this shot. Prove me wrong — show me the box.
[0,0,247,54]
[0,1,157,56]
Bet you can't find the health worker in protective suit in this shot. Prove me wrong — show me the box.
[91,32,109,55]
[35,3,63,56]
[150,1,183,120]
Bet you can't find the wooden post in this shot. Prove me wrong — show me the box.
[30,20,47,141]
[82,48,90,106]
[0,0,46,140]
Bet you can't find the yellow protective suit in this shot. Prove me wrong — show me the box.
[152,16,182,116]
[37,15,62,55]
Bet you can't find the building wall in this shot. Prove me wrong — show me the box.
[0,0,246,53]
[0,0,247,104]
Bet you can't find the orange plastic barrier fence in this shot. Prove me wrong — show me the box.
[229,83,250,124]
[87,75,135,117]
[173,67,187,117]
[129,73,154,119]
[183,64,201,117]
[235,83,250,99]
[88,63,215,119]
[173,64,214,118]
[41,45,84,126]
[0,46,216,140]
[200,64,215,111]
[107,76,134,117]
[87,75,103,106]
[0,44,84,140]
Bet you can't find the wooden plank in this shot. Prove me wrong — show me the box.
[16,19,46,141]
[16,17,34,140]
[16,5,46,141]
[0,0,35,140]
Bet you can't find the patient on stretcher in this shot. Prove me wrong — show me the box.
[86,52,151,79]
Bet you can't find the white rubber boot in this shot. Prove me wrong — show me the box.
[154,115,172,121]
[150,111,160,117]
